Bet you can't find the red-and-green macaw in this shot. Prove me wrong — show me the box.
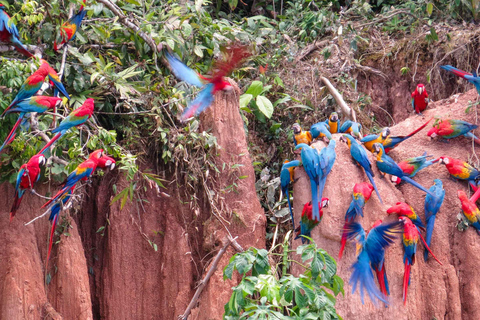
[54,0,87,51]
[0,96,63,153]
[424,179,445,261]
[310,122,332,142]
[340,120,362,139]
[292,123,312,146]
[3,59,70,112]
[339,182,374,259]
[345,219,403,305]
[165,44,250,121]
[391,152,439,185]
[339,134,383,204]
[294,198,329,244]
[458,190,480,235]
[41,149,104,209]
[372,143,435,197]
[382,118,432,153]
[361,127,390,153]
[325,112,341,134]
[294,143,321,221]
[0,4,33,58]
[427,119,480,144]
[411,84,429,114]
[38,98,94,154]
[9,154,46,221]
[280,159,301,228]
[317,139,336,203]
[441,65,480,96]
[438,156,480,182]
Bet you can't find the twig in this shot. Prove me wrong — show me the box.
[24,207,51,226]
[354,63,388,80]
[178,236,243,320]
[295,40,329,62]
[357,9,421,28]
[320,76,357,122]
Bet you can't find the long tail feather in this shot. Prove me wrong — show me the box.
[470,185,480,203]
[375,265,389,296]
[42,186,68,209]
[9,191,23,222]
[424,214,437,261]
[418,231,442,265]
[350,254,388,305]
[405,118,433,138]
[310,180,320,221]
[403,262,411,305]
[0,116,23,153]
[402,176,435,197]
[339,226,348,259]
[47,214,58,263]
[317,177,326,204]
[365,171,383,204]
[465,132,480,145]
[38,132,62,154]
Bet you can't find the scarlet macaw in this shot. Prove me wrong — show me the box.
[294,143,321,220]
[391,152,439,185]
[424,179,445,261]
[344,219,403,305]
[280,159,301,228]
[41,149,104,209]
[382,118,432,153]
[411,84,429,114]
[317,139,336,203]
[54,0,87,51]
[294,198,329,244]
[339,134,383,204]
[458,190,480,235]
[372,143,435,197]
[427,119,480,144]
[292,123,312,146]
[9,154,47,221]
[325,112,341,134]
[340,120,362,139]
[0,4,33,58]
[361,127,390,153]
[38,98,94,154]
[438,156,480,182]
[0,96,62,153]
[338,182,374,259]
[165,45,250,121]
[387,202,425,229]
[440,65,480,96]
[3,59,70,112]
[310,122,332,142]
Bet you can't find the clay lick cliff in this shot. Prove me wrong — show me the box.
[292,88,480,320]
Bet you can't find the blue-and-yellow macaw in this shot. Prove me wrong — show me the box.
[382,118,432,152]
[424,179,445,261]
[165,45,250,121]
[441,65,480,96]
[427,119,480,145]
[340,120,362,139]
[0,4,33,58]
[294,143,321,221]
[294,198,329,244]
[38,98,94,154]
[292,123,312,146]
[54,0,86,51]
[345,219,403,305]
[372,143,435,197]
[325,112,341,134]
[317,139,336,202]
[280,159,301,228]
[361,128,390,153]
[310,122,332,142]
[339,134,383,204]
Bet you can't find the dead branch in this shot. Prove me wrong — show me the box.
[295,39,329,62]
[320,76,357,122]
[178,235,243,320]
[354,63,389,80]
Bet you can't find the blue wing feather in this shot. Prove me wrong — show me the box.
[165,52,205,88]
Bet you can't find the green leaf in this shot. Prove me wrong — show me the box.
[239,93,253,110]
[245,81,263,97]
[256,96,274,118]
[194,45,204,58]
[426,2,433,16]
[229,0,238,10]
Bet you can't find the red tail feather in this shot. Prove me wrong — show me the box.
[470,186,480,203]
[0,117,23,153]
[403,262,411,305]
[406,118,433,138]
[9,192,22,222]
[418,231,442,265]
[47,215,58,263]
[376,265,388,296]
[38,132,62,154]
[338,229,347,259]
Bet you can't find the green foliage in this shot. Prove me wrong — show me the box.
[223,233,343,319]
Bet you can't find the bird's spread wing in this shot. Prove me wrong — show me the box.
[210,44,250,81]
[165,52,205,88]
[181,83,215,121]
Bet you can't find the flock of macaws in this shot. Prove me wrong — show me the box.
[0,2,117,266]
[281,73,480,306]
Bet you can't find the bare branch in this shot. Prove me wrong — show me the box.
[320,76,357,122]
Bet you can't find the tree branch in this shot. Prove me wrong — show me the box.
[320,76,357,122]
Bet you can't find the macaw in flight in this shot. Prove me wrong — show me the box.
[292,123,312,146]
[361,127,390,153]
[325,112,341,134]
[441,65,480,96]
[54,0,87,51]
[372,143,435,197]
[3,59,70,113]
[38,98,94,154]
[427,119,480,144]
[0,4,33,58]
[294,143,321,221]
[382,118,432,153]
[280,159,301,228]
[438,156,480,182]
[310,122,332,142]
[424,179,445,261]
[317,139,336,203]
[391,152,439,185]
[10,154,47,221]
[165,44,250,121]
[339,134,383,204]
[458,190,480,235]
[0,96,63,153]
[42,149,104,209]
[294,198,329,244]
[345,219,403,305]
[339,182,374,259]
[411,84,429,114]
[340,120,362,139]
